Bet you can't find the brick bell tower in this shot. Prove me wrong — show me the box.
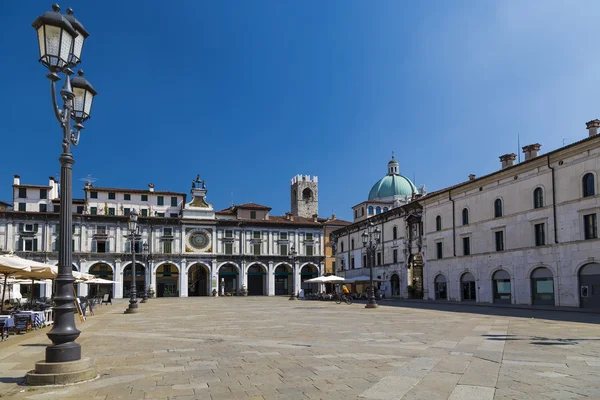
[290,174,318,218]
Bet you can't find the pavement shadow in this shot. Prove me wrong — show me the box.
[377,300,600,324]
[482,334,600,346]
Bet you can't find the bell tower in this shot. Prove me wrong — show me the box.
[290,174,318,218]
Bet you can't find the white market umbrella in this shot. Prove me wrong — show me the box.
[304,275,346,283]
[0,254,33,311]
[344,276,386,283]
[84,278,116,284]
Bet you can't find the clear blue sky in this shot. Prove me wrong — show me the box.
[2,1,600,221]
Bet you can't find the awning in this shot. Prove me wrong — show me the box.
[304,275,346,283]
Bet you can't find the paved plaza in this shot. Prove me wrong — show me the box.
[1,298,600,399]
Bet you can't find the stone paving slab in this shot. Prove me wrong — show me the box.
[0,298,599,399]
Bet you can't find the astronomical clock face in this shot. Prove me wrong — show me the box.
[185,228,212,253]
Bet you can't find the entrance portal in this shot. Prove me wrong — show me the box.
[188,264,209,296]
[156,264,179,297]
[218,264,239,295]
[493,269,511,304]
[579,263,600,309]
[123,263,146,298]
[274,264,292,295]
[461,272,476,301]
[247,264,267,295]
[531,267,554,306]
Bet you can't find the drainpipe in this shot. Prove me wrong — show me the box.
[547,155,558,244]
[449,191,456,256]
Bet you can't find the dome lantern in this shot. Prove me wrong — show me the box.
[387,152,399,175]
[368,154,417,201]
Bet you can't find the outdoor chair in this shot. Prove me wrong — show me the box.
[14,316,32,334]
[101,293,112,305]
[0,320,7,341]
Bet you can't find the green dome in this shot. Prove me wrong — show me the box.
[368,174,417,200]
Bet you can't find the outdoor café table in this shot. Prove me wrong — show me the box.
[12,311,46,329]
[0,316,14,340]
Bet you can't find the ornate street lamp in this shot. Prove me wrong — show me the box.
[362,222,381,309]
[125,210,140,314]
[288,244,298,300]
[140,242,150,303]
[27,4,98,385]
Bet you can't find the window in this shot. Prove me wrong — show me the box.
[280,232,287,240]
[90,207,97,215]
[124,208,130,216]
[535,223,545,246]
[363,254,367,267]
[376,207,381,214]
[253,231,261,239]
[332,261,336,272]
[90,191,98,199]
[393,249,398,263]
[157,196,164,206]
[108,192,115,200]
[163,241,172,254]
[253,243,261,255]
[54,205,59,212]
[393,226,398,240]
[141,209,148,217]
[533,188,544,209]
[436,216,442,231]
[225,243,233,255]
[141,194,148,201]
[368,206,373,215]
[156,212,164,217]
[96,226,107,235]
[40,189,47,199]
[383,207,388,212]
[436,242,443,259]
[462,208,469,225]
[164,228,173,236]
[306,233,313,241]
[18,203,25,211]
[351,239,355,250]
[494,199,503,218]
[24,224,34,232]
[96,241,106,253]
[584,214,598,240]
[23,238,36,252]
[495,231,504,251]
[171,196,178,206]
[124,193,131,201]
[279,244,288,256]
[376,252,382,265]
[250,211,256,219]
[306,245,314,256]
[170,213,178,218]
[351,256,355,269]
[76,206,83,214]
[108,208,115,216]
[18,188,27,198]
[341,242,344,252]
[463,237,471,256]
[583,173,595,197]
[354,209,358,219]
[361,207,364,216]
[39,204,47,212]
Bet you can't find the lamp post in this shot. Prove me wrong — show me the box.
[288,244,298,300]
[27,4,97,385]
[125,210,140,314]
[141,242,150,303]
[362,222,381,309]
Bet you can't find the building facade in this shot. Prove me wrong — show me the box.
[0,174,347,299]
[333,120,600,308]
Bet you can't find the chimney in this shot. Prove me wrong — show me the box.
[522,143,541,161]
[586,119,600,137]
[148,183,155,192]
[285,212,294,221]
[499,153,516,169]
[468,174,476,181]
[312,214,318,223]
[331,213,337,220]
[13,175,20,185]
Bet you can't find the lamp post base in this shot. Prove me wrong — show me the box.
[288,293,297,300]
[124,306,139,314]
[140,298,147,303]
[26,357,97,386]
[365,302,379,309]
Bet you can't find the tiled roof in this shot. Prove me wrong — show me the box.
[84,186,186,196]
[52,198,86,204]
[235,202,272,210]
[0,200,11,207]
[323,218,352,226]
[12,184,51,189]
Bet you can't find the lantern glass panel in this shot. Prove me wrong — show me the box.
[128,220,137,232]
[72,87,86,119]
[84,91,93,115]
[70,34,84,66]
[37,27,45,60]
[45,25,62,65]
[59,30,73,66]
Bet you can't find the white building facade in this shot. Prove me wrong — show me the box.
[0,174,339,299]
[333,120,600,309]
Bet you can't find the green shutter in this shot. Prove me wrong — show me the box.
[19,223,24,232]
[33,238,38,252]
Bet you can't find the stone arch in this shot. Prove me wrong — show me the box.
[217,261,240,274]
[460,270,477,301]
[87,262,115,298]
[578,262,600,308]
[581,171,597,197]
[218,262,240,294]
[434,273,448,300]
[302,188,313,201]
[274,263,293,295]
[532,185,545,209]
[300,264,319,294]
[525,264,556,278]
[122,261,147,299]
[274,261,293,269]
[188,262,210,296]
[247,263,268,296]
[491,268,512,304]
[390,273,401,296]
[494,197,504,218]
[155,262,180,297]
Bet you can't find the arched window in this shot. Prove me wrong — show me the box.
[435,215,442,231]
[354,209,358,219]
[392,226,397,240]
[462,208,469,225]
[533,187,544,209]
[302,188,313,201]
[383,207,388,212]
[341,242,344,252]
[583,173,595,197]
[376,207,381,214]
[351,239,354,250]
[494,199,503,218]
[361,207,365,216]
[368,206,374,215]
